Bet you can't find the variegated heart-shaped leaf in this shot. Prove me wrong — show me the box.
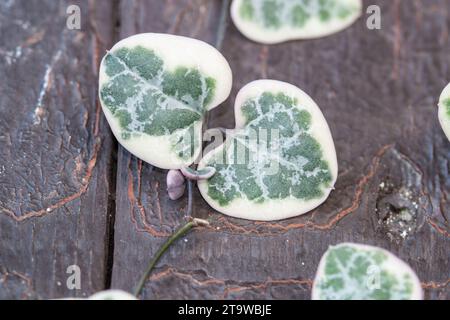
[231,0,362,44]
[438,82,450,141]
[198,80,337,221]
[99,33,232,169]
[312,243,423,300]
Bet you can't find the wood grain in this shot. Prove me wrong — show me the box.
[0,0,116,299]
[110,0,450,300]
[0,0,448,300]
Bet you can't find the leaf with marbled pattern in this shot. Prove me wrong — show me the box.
[198,80,337,221]
[99,33,232,169]
[231,0,362,44]
[312,243,423,300]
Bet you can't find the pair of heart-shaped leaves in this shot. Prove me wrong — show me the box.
[231,0,363,44]
[99,33,337,221]
[312,243,423,300]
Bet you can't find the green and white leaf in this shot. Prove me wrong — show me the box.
[99,33,232,169]
[231,0,362,44]
[312,243,423,300]
[198,80,337,221]
[438,82,450,141]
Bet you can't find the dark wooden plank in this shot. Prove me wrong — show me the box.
[0,0,116,299]
[111,0,450,299]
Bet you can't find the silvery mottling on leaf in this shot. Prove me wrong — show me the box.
[231,0,362,44]
[197,80,338,221]
[312,243,423,300]
[99,33,232,170]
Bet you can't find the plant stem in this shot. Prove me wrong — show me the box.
[215,0,231,51]
[133,218,209,298]
[141,0,228,299]
[186,179,193,217]
[205,0,230,138]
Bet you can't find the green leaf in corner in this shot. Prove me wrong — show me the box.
[438,82,450,141]
[312,243,423,300]
[231,0,363,44]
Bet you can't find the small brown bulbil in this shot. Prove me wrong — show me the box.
[167,170,186,200]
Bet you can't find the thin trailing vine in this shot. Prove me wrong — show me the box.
[215,0,231,51]
[133,218,210,298]
[133,0,231,299]
[185,179,193,218]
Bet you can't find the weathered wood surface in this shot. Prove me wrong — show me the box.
[0,0,449,300]
[111,0,450,300]
[0,0,116,299]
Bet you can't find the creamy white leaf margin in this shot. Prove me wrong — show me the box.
[89,290,137,300]
[59,290,137,300]
[231,0,362,44]
[99,33,232,169]
[198,80,338,221]
[438,82,450,141]
[312,243,423,300]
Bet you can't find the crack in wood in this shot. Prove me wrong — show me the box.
[167,1,191,34]
[190,0,209,38]
[145,266,450,299]
[391,0,402,80]
[147,266,312,299]
[0,268,34,300]
[127,157,171,237]
[101,0,122,292]
[23,29,45,47]
[427,218,450,238]
[0,137,102,222]
[259,46,269,78]
[422,279,450,290]
[221,278,313,299]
